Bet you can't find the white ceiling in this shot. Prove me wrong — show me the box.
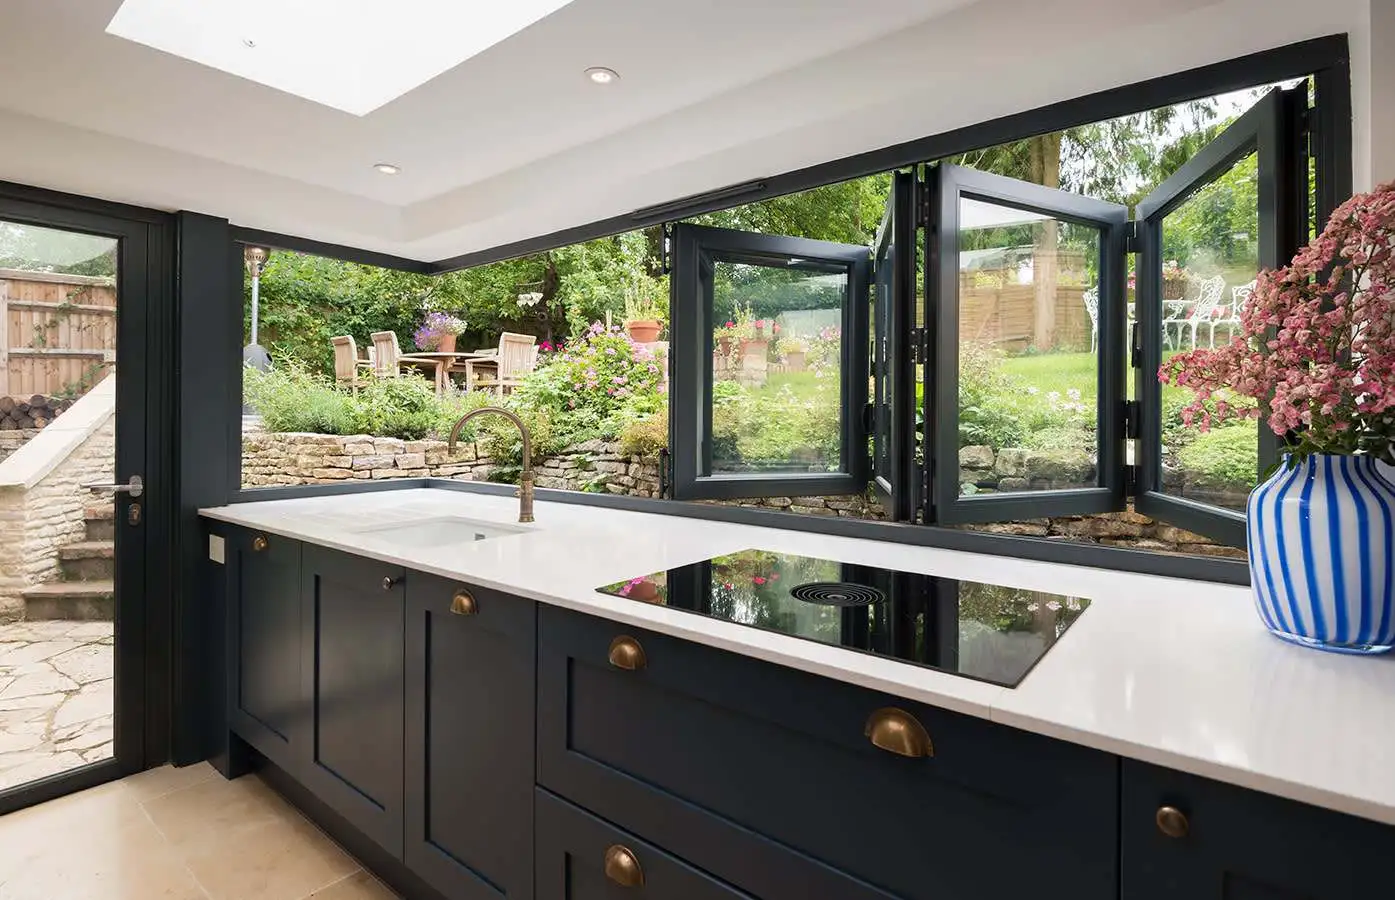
[0,0,1369,263]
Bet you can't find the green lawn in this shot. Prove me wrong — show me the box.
[998,350,1191,410]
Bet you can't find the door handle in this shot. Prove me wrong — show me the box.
[84,475,143,499]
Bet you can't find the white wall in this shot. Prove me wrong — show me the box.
[1369,0,1395,185]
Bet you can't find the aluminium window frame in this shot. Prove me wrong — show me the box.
[218,36,1352,586]
[668,223,871,501]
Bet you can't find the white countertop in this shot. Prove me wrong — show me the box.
[202,487,1395,827]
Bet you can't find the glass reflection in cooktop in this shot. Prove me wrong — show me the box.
[597,549,1090,687]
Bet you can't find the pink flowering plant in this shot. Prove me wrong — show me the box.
[1161,181,1395,465]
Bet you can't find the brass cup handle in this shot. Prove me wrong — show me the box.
[450,590,478,615]
[252,535,269,552]
[608,635,646,671]
[603,844,645,888]
[1156,806,1189,839]
[864,707,934,758]
[382,576,400,591]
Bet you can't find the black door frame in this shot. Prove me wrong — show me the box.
[0,181,174,814]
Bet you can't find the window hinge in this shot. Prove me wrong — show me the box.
[909,327,927,365]
[862,402,876,434]
[661,222,674,275]
[1123,399,1141,440]
[1124,465,1139,496]
[1124,220,1140,254]
[1129,321,1142,370]
[916,177,931,228]
[658,447,672,498]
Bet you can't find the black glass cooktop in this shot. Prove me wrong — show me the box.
[597,549,1091,687]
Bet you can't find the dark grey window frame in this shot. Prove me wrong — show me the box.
[1133,87,1306,547]
[927,164,1130,525]
[669,223,871,500]
[871,170,919,522]
[218,35,1353,587]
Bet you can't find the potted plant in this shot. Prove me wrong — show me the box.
[1162,180,1395,654]
[714,320,740,357]
[623,295,664,344]
[414,312,467,353]
[1162,260,1188,301]
[778,336,809,371]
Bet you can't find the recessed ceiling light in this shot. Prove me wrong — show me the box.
[373,163,401,175]
[585,67,619,85]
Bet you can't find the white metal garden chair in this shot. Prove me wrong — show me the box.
[1215,279,1256,343]
[1184,275,1227,348]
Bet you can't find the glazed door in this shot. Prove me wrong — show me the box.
[0,192,169,812]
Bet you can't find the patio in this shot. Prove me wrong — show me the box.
[0,620,114,791]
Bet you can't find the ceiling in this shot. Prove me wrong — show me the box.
[0,0,1361,263]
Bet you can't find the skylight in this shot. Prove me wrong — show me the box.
[106,0,578,116]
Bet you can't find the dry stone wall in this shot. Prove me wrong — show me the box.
[0,430,44,465]
[242,434,1237,557]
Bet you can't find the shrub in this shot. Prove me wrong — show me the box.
[243,363,356,435]
[1176,421,1258,489]
[958,343,1026,449]
[350,375,439,440]
[618,409,668,457]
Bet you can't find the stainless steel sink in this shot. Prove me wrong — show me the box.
[351,516,528,547]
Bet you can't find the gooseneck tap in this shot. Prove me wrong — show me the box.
[447,407,535,523]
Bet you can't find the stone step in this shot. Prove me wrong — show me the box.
[58,541,115,582]
[21,581,114,620]
[85,504,115,542]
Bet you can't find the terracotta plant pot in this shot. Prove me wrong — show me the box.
[626,319,662,343]
[785,350,807,371]
[438,332,458,353]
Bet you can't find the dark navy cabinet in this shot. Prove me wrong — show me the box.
[225,528,302,771]
[535,789,755,899]
[537,605,1118,900]
[405,573,536,899]
[299,545,407,858]
[1122,760,1395,899]
[217,525,1395,900]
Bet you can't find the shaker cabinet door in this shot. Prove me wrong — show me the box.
[299,545,406,858]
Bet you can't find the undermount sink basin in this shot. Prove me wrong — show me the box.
[351,516,528,547]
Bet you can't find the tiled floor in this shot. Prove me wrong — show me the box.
[0,762,400,900]
[0,621,114,790]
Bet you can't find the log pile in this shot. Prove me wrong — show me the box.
[0,395,70,430]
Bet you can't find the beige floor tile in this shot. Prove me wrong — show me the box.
[143,773,297,851]
[177,809,357,900]
[119,762,218,802]
[0,782,206,900]
[305,870,400,900]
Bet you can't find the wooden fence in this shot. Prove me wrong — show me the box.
[0,269,116,398]
[960,279,1091,353]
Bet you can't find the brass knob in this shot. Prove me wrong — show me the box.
[252,535,269,552]
[450,590,478,615]
[382,576,400,591]
[603,844,644,888]
[608,635,646,671]
[864,707,934,758]
[1156,806,1189,839]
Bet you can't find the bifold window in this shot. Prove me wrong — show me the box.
[669,225,870,500]
[667,83,1311,552]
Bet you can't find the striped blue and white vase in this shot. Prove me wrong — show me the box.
[1247,454,1395,654]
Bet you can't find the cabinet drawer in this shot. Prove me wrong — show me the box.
[1122,760,1395,898]
[536,789,753,899]
[538,606,1117,900]
[227,528,302,768]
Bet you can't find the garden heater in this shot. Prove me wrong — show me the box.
[243,245,272,372]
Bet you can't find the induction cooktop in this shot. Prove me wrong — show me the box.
[597,549,1091,687]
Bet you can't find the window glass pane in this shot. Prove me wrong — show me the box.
[709,259,844,476]
[1157,152,1260,512]
[955,198,1101,495]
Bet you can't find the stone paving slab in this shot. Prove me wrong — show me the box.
[0,620,113,791]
